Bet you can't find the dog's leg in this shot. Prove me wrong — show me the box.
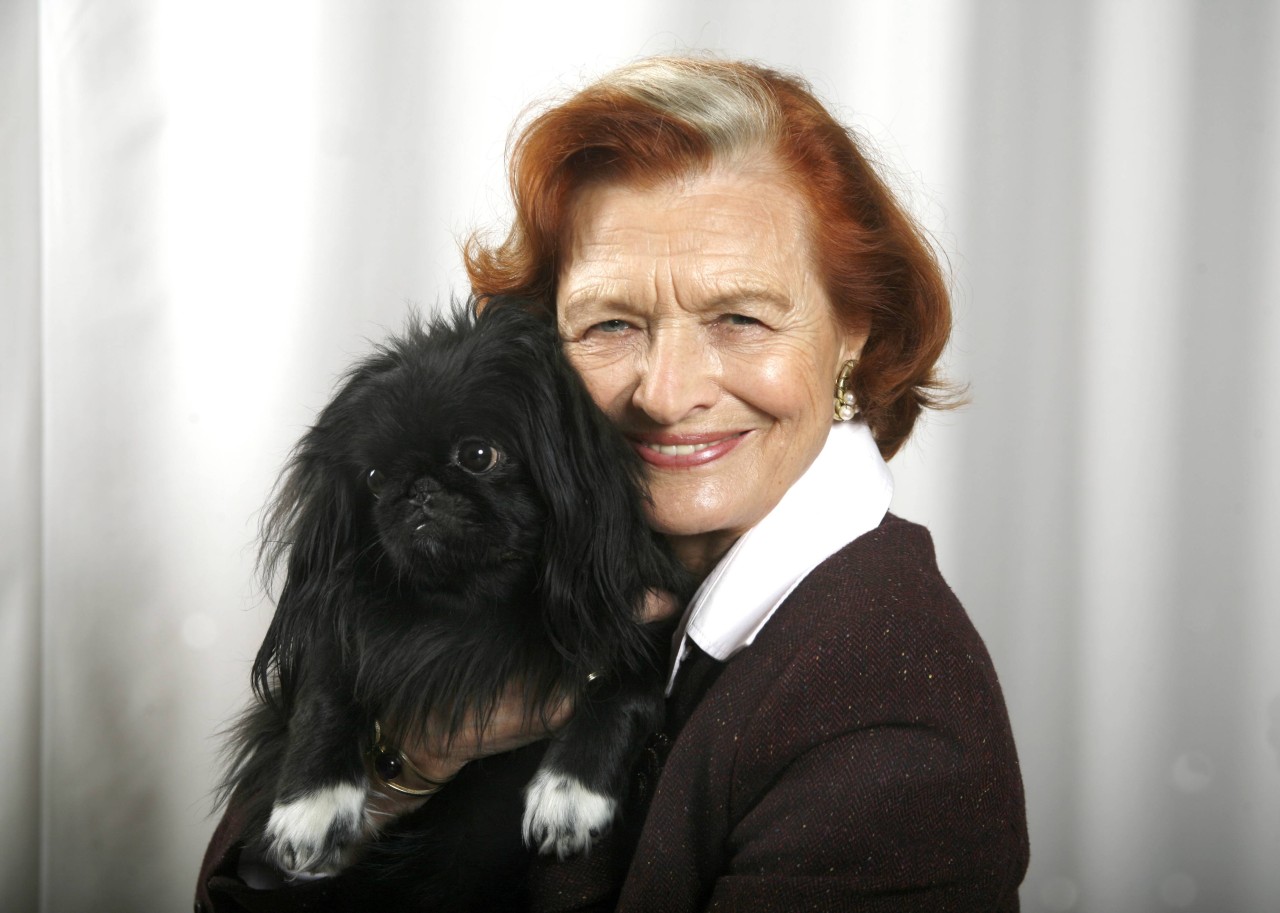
[522,676,663,858]
[263,667,373,876]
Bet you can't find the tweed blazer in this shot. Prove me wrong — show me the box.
[197,514,1027,912]
[522,513,1028,911]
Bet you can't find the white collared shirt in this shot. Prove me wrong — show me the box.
[665,420,894,694]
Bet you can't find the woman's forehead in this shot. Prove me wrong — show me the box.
[557,169,816,292]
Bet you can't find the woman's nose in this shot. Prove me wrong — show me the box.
[630,324,718,425]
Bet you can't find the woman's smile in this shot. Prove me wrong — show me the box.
[628,430,749,467]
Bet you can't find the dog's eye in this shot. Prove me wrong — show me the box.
[366,468,387,498]
[454,440,501,474]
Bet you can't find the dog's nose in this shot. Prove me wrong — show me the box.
[410,477,441,506]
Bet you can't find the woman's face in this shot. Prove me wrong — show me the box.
[557,161,864,574]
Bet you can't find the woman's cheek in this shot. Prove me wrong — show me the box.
[741,341,832,414]
[564,340,637,415]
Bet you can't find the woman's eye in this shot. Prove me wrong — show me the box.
[591,319,632,334]
[366,468,387,498]
[721,313,762,327]
[454,440,501,474]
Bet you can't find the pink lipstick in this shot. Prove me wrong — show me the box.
[628,431,748,469]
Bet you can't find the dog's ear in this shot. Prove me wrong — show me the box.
[252,354,395,709]
[508,317,681,673]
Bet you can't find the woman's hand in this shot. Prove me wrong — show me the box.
[365,679,573,821]
[366,589,682,821]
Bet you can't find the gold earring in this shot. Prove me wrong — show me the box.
[833,359,858,421]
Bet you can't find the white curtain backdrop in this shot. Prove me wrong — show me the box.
[3,1,1278,911]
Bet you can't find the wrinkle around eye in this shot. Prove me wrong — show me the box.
[562,334,638,370]
[706,313,773,349]
[557,295,640,341]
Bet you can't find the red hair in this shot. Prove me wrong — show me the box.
[466,57,955,459]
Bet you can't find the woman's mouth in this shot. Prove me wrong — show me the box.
[629,431,748,468]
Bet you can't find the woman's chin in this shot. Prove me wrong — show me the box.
[646,508,743,574]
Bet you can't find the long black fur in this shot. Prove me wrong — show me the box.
[219,300,686,908]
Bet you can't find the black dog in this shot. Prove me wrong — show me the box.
[221,301,684,898]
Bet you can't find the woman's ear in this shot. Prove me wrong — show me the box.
[838,327,869,366]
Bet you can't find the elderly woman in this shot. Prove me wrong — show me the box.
[199,57,1028,912]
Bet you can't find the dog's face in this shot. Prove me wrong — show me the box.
[365,429,538,581]
[335,324,550,588]
[360,409,544,587]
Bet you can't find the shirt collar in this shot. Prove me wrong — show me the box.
[665,420,894,694]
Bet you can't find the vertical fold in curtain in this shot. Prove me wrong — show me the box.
[0,0,43,910]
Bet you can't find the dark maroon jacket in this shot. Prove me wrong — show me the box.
[198,514,1028,911]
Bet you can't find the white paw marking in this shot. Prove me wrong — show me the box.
[522,769,618,859]
[266,782,369,875]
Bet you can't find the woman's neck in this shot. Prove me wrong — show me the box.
[669,531,739,583]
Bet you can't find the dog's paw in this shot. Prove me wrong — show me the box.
[522,769,618,859]
[265,782,369,875]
